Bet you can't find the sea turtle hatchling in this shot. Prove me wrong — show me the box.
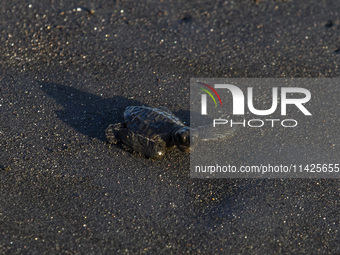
[105,106,235,159]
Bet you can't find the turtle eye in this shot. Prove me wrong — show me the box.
[181,134,187,143]
[182,131,191,145]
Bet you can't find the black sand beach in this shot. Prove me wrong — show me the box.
[1,0,339,253]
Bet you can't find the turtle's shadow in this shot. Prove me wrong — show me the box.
[40,82,146,141]
[40,82,205,141]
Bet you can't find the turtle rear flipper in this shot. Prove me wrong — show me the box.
[116,128,166,159]
[197,124,238,141]
[105,123,124,144]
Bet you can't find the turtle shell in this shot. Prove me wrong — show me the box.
[124,106,186,144]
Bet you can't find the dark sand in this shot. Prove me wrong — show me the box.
[1,0,339,253]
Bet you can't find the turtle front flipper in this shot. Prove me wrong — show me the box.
[106,123,124,144]
[116,128,166,159]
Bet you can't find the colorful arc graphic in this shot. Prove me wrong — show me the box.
[198,82,223,106]
[199,87,217,106]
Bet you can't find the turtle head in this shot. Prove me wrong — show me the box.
[172,127,199,152]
